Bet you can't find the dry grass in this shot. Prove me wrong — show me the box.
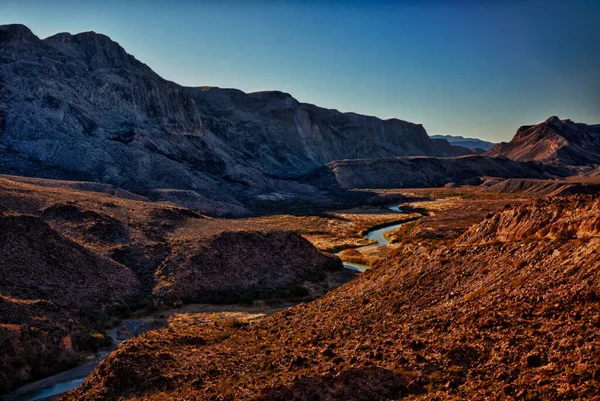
[337,249,378,266]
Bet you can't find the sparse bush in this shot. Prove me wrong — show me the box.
[464,287,489,301]
[222,318,248,329]
[513,259,527,269]
[338,249,377,266]
[89,332,112,350]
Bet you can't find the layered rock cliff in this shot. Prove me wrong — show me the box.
[302,155,572,189]
[188,87,471,178]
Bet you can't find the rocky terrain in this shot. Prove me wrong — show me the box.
[2,21,600,401]
[487,116,600,166]
[0,175,344,392]
[0,24,473,216]
[62,194,600,400]
[302,155,573,189]
[430,134,496,151]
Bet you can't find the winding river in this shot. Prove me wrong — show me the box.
[340,204,410,272]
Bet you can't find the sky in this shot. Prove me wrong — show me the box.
[1,0,599,142]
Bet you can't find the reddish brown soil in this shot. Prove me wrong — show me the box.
[62,194,600,400]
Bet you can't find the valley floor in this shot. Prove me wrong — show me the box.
[2,176,600,400]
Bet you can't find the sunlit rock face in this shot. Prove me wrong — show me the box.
[486,116,600,166]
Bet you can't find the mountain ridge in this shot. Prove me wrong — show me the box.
[486,116,600,165]
[430,134,496,151]
[0,24,472,215]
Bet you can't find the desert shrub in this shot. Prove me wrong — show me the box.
[513,259,527,269]
[222,318,248,329]
[338,249,378,266]
[89,332,112,348]
[464,287,489,301]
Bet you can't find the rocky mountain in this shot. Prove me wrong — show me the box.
[188,87,471,178]
[486,116,600,166]
[302,155,573,189]
[63,195,600,400]
[430,134,495,151]
[0,175,345,392]
[0,24,471,215]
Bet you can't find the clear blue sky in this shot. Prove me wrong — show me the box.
[2,0,599,142]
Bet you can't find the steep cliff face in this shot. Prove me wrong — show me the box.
[0,24,473,213]
[188,87,471,178]
[0,24,240,211]
[486,116,600,166]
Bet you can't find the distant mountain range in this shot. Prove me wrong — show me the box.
[430,134,496,151]
[1,24,598,214]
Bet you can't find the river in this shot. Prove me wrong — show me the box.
[340,204,411,272]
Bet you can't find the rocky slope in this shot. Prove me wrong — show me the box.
[63,194,600,400]
[430,134,496,151]
[0,24,471,214]
[0,175,344,392]
[0,209,139,393]
[486,116,600,166]
[302,155,572,189]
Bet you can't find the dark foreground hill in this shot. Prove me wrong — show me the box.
[63,195,600,400]
[0,24,470,215]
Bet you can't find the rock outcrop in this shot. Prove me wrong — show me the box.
[486,116,600,166]
[460,195,600,243]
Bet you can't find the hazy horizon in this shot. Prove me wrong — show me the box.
[2,0,599,142]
